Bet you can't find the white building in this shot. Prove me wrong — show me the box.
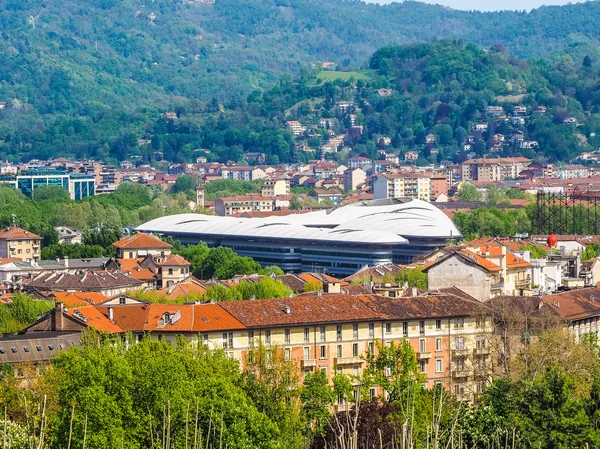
[373,173,431,201]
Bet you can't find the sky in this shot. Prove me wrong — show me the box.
[365,0,588,12]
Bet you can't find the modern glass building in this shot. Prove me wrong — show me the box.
[137,198,462,276]
[0,170,95,200]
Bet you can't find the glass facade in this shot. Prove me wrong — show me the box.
[9,171,96,200]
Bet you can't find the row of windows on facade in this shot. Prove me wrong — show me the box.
[219,329,487,355]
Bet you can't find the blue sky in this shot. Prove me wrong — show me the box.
[366,0,587,12]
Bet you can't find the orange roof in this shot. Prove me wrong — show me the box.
[116,258,157,281]
[52,291,109,306]
[154,254,190,266]
[66,306,123,333]
[299,273,349,286]
[0,226,41,240]
[113,233,172,249]
[0,257,24,266]
[506,253,531,269]
[160,281,207,299]
[458,250,502,272]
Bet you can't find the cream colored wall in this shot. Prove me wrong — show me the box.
[4,238,41,262]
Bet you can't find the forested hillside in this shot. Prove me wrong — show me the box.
[3,0,600,162]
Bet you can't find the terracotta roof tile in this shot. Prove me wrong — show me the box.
[113,233,172,249]
[0,227,41,240]
[540,288,600,321]
[66,306,123,333]
[51,291,109,306]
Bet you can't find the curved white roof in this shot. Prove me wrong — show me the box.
[137,199,460,244]
[271,198,461,239]
[136,214,408,245]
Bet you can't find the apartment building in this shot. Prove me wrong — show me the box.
[216,195,274,216]
[261,179,290,197]
[11,292,491,401]
[373,173,431,201]
[112,233,173,259]
[343,167,366,191]
[0,226,41,262]
[461,157,531,182]
[220,166,267,181]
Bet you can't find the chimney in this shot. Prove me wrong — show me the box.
[411,287,418,297]
[54,302,64,331]
[64,255,69,268]
[108,306,114,321]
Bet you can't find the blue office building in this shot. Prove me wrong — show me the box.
[0,170,95,200]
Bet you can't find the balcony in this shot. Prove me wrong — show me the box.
[473,347,490,356]
[515,278,530,288]
[452,369,470,379]
[417,352,431,360]
[491,281,504,290]
[335,356,363,366]
[32,243,40,249]
[301,359,317,368]
[452,349,470,357]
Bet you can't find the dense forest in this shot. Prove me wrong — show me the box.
[3,0,600,163]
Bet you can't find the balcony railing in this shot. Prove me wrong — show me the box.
[335,356,363,366]
[452,349,470,357]
[491,281,504,290]
[452,369,470,378]
[417,352,432,360]
[473,347,490,356]
[301,359,317,368]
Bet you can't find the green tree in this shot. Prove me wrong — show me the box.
[172,175,199,194]
[32,185,71,202]
[300,371,334,438]
[458,184,482,202]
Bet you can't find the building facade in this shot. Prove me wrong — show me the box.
[0,226,41,262]
[373,174,431,201]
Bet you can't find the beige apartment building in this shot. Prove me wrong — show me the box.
[0,226,41,262]
[461,157,531,182]
[343,167,366,191]
[112,233,173,259]
[373,173,431,201]
[261,179,290,197]
[216,195,273,216]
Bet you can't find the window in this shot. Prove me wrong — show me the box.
[266,349,272,363]
[369,322,375,338]
[337,345,342,358]
[284,348,291,361]
[455,318,465,329]
[304,327,310,343]
[203,334,208,345]
[385,365,392,376]
[353,366,359,377]
[435,338,442,352]
[455,357,465,370]
[353,323,359,340]
[336,325,342,341]
[36,346,42,351]
[26,249,30,254]
[23,346,30,352]
[436,319,442,330]
[352,343,358,357]
[436,358,442,373]
[419,339,426,353]
[455,383,464,395]
[168,268,173,275]
[222,332,233,349]
[369,388,376,401]
[248,330,254,346]
[477,381,486,394]
[476,335,486,349]
[304,347,310,360]
[419,320,425,335]
[320,325,326,342]
[402,322,408,336]
[265,329,271,345]
[385,322,392,334]
[285,328,291,345]
[419,360,426,373]
[320,345,326,359]
[368,342,374,355]
[129,252,133,258]
[455,336,465,350]
[119,297,126,305]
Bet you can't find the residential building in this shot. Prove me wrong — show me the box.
[347,157,371,169]
[0,226,41,262]
[113,233,173,259]
[461,157,531,182]
[216,195,274,216]
[220,166,267,181]
[373,173,431,201]
[308,189,342,205]
[405,151,419,161]
[287,121,306,136]
[11,292,491,400]
[55,227,83,244]
[485,106,504,116]
[580,258,600,287]
[261,179,290,197]
[513,105,527,115]
[24,270,144,297]
[344,168,366,191]
[429,175,448,201]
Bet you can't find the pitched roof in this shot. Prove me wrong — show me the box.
[219,294,382,327]
[26,270,144,291]
[113,233,172,249]
[159,279,207,299]
[66,306,124,333]
[0,227,41,240]
[540,288,600,321]
[153,254,190,266]
[505,252,531,269]
[423,249,501,273]
[360,293,484,320]
[51,291,109,307]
